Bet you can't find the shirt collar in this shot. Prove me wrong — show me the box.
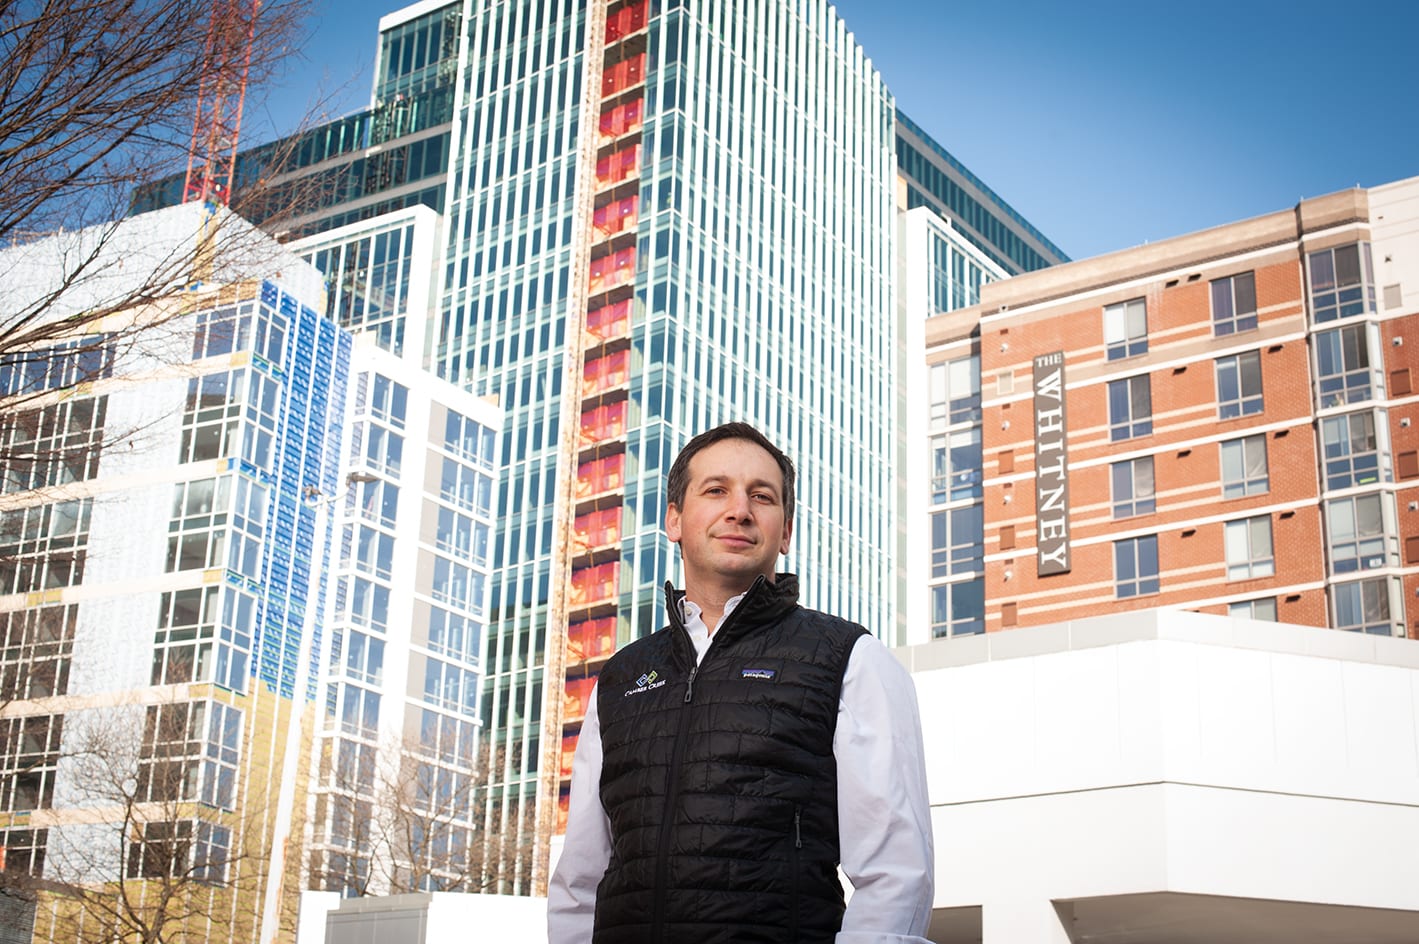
[678,591,747,663]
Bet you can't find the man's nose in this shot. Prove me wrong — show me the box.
[724,489,753,520]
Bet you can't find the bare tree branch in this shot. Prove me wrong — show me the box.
[308,735,536,898]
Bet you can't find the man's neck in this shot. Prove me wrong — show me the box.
[683,578,759,637]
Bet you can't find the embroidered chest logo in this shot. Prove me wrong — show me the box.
[624,669,666,697]
[741,667,777,680]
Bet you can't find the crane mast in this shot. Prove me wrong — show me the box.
[183,0,261,205]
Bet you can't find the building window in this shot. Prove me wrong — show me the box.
[1108,375,1152,441]
[930,504,983,577]
[1229,598,1277,621]
[180,372,243,464]
[193,303,286,364]
[215,590,254,694]
[0,335,113,398]
[1326,494,1394,574]
[137,701,241,810]
[127,821,194,880]
[1,604,76,701]
[929,356,981,429]
[367,374,408,429]
[419,709,478,766]
[151,587,251,693]
[1219,435,1269,498]
[1,397,107,494]
[427,608,482,664]
[1216,351,1263,419]
[1315,324,1374,407]
[322,737,376,794]
[1331,578,1396,634]
[1225,516,1275,580]
[423,656,479,714]
[440,458,492,517]
[435,507,490,566]
[444,411,498,470]
[361,422,404,478]
[432,558,486,615]
[0,828,46,875]
[338,630,385,686]
[192,821,232,884]
[335,684,381,738]
[226,476,267,581]
[348,576,391,631]
[931,428,982,502]
[1,715,64,812]
[1307,243,1375,324]
[0,499,92,594]
[1321,411,1386,490]
[930,578,984,638]
[354,475,401,527]
[240,372,282,470]
[352,523,396,578]
[152,586,221,685]
[166,478,231,572]
[1114,535,1159,598]
[1110,456,1155,518]
[1211,271,1258,335]
[1104,298,1147,359]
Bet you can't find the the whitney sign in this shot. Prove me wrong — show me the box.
[1032,351,1071,575]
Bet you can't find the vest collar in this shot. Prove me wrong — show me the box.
[664,573,800,645]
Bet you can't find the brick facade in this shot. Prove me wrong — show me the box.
[926,182,1419,639]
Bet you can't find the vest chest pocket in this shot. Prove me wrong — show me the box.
[697,657,788,710]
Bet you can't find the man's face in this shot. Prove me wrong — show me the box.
[666,438,793,592]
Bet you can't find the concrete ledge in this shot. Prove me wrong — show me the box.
[895,609,1418,673]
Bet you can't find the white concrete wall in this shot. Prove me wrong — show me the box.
[298,890,548,944]
[901,609,1419,939]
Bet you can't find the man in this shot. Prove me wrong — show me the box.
[549,423,933,943]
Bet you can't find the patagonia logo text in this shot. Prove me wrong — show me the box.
[624,670,666,697]
[741,667,776,680]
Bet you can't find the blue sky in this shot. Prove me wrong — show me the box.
[267,0,1419,261]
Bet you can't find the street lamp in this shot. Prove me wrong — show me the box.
[259,470,380,944]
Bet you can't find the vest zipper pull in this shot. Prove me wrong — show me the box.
[794,808,802,849]
[684,666,698,703]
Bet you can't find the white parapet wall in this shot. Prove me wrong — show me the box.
[299,889,549,944]
[896,609,1419,943]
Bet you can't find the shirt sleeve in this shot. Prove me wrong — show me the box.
[835,635,935,944]
[547,683,613,944]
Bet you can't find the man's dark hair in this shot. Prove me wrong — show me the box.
[666,422,796,523]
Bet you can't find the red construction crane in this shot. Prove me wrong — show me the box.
[183,0,261,205]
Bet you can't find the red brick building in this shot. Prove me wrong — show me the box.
[925,179,1419,638]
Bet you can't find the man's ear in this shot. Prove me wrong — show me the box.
[778,516,793,556]
[665,502,682,544]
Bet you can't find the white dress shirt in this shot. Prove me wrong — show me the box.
[548,594,935,943]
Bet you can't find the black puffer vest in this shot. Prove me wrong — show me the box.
[592,574,867,944]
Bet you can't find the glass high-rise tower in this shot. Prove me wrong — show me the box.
[431,0,897,888]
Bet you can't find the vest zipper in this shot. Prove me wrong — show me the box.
[792,805,803,941]
[652,657,697,941]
